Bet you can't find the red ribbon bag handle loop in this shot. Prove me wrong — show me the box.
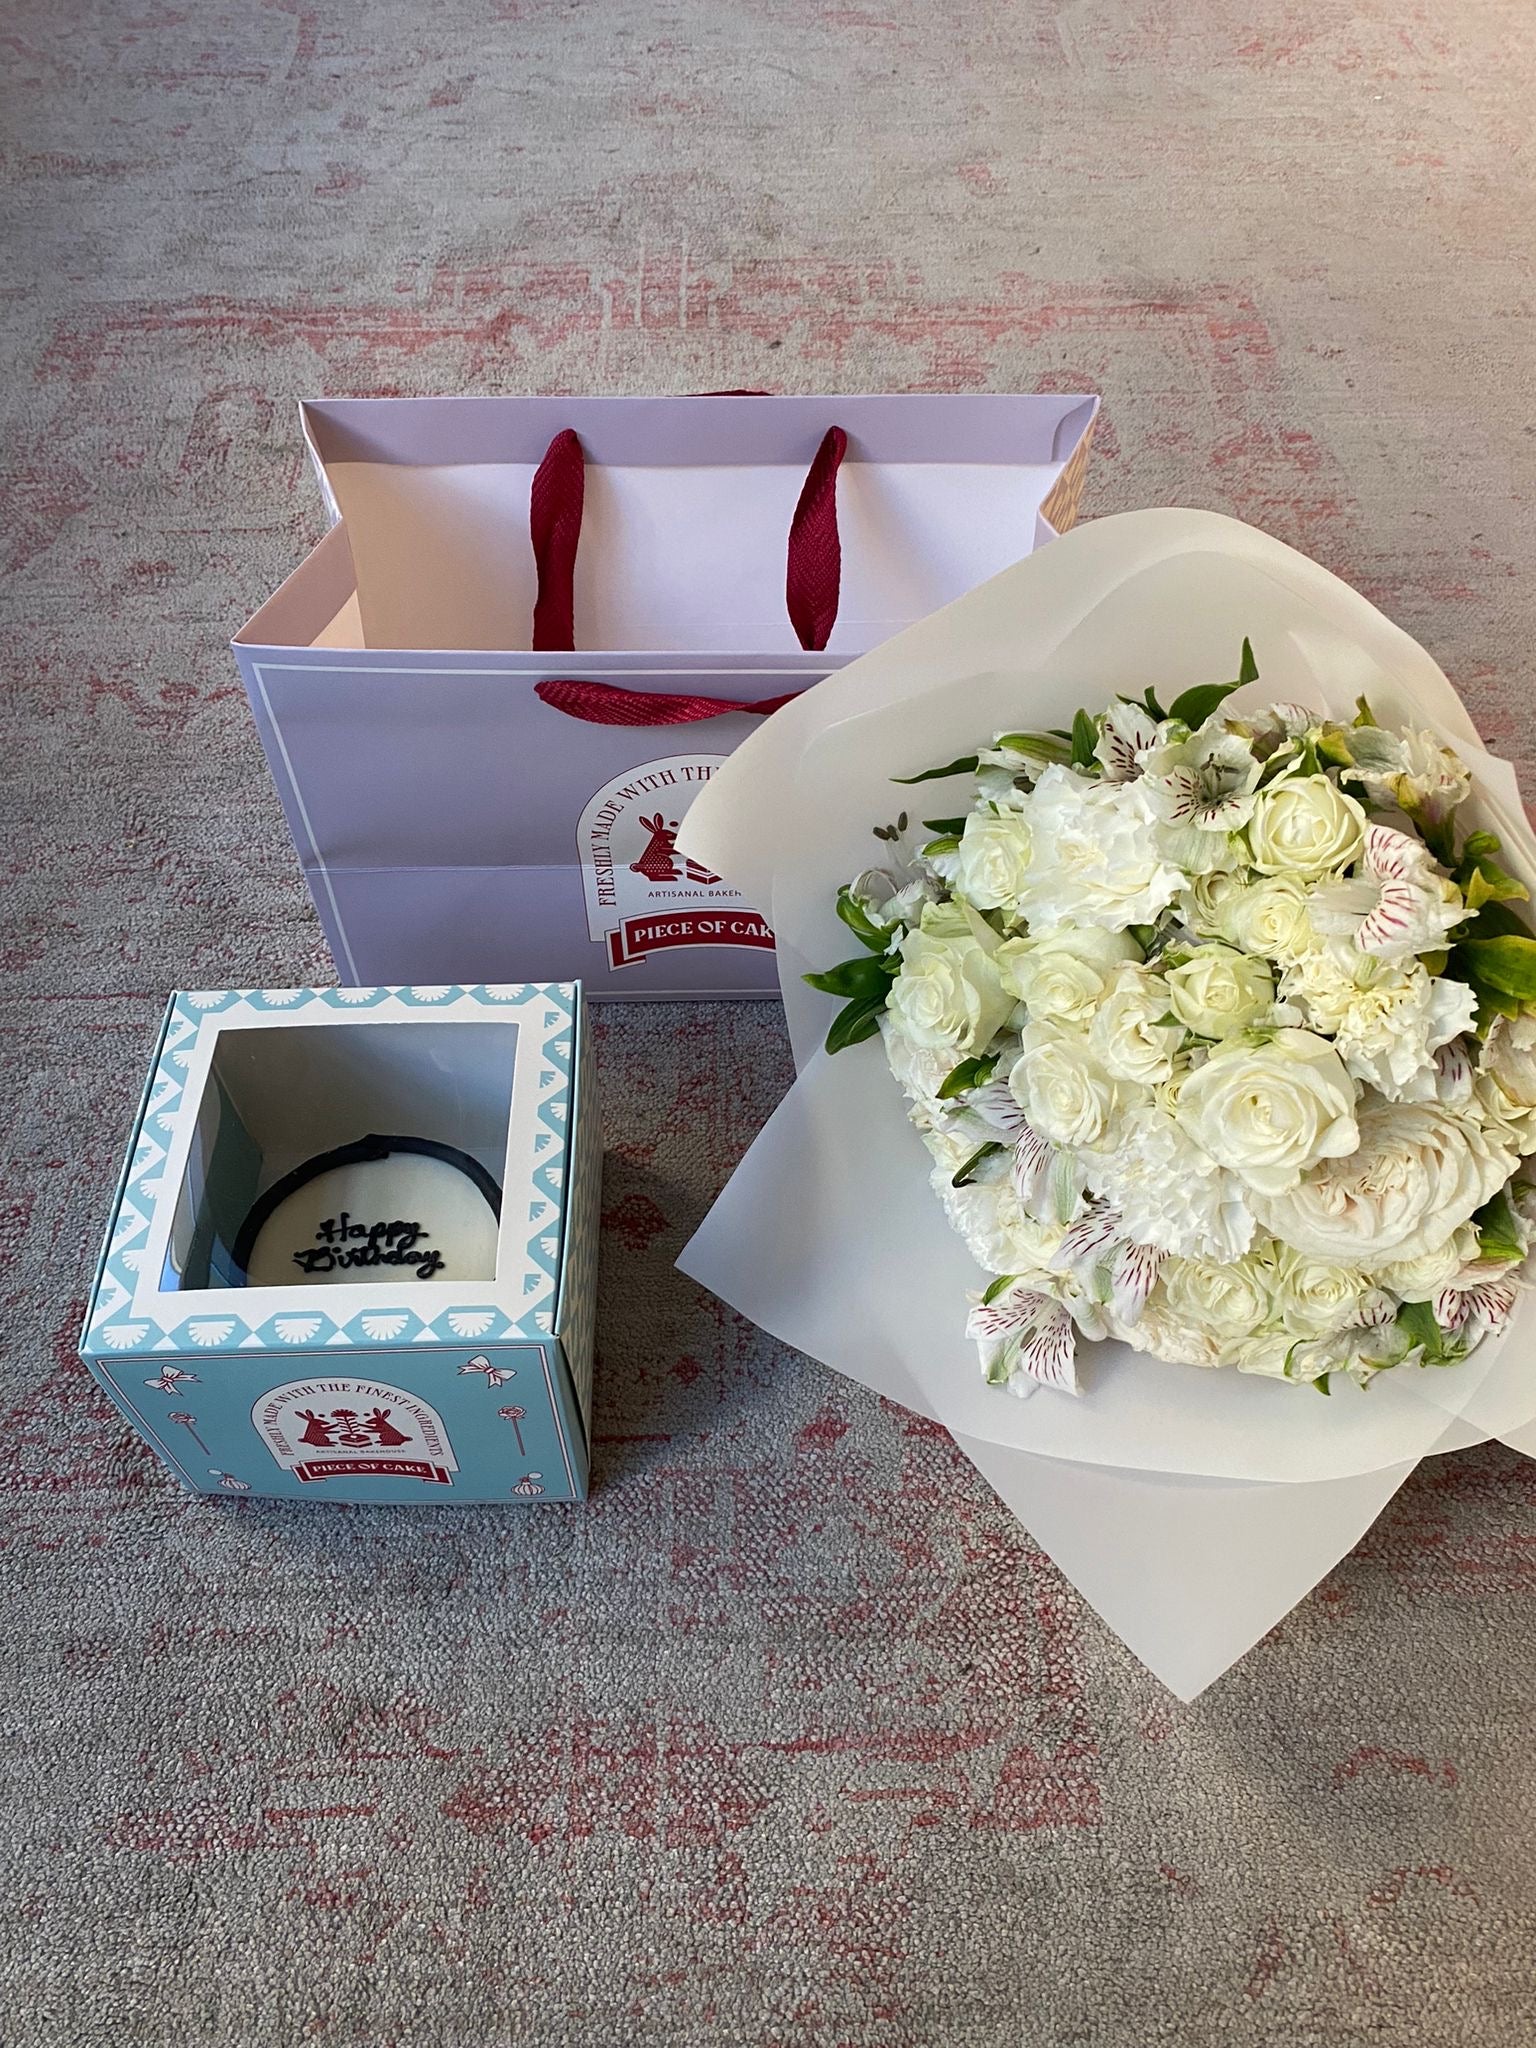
[529,427,584,653]
[529,415,847,655]
[534,678,799,726]
[785,425,846,652]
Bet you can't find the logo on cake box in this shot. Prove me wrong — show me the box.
[579,755,775,971]
[254,1377,458,1486]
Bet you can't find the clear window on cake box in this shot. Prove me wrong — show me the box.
[162,1019,518,1294]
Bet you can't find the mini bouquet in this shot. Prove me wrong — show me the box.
[808,649,1536,1397]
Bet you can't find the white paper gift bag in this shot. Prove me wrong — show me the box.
[233,392,1098,997]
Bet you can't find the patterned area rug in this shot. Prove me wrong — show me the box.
[3,3,1535,2042]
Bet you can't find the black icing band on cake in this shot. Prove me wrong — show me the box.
[229,1134,503,1280]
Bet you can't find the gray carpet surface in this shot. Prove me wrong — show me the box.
[3,1,1536,2041]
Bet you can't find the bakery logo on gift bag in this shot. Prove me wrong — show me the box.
[578,755,774,971]
[253,1378,458,1485]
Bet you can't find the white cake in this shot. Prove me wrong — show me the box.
[240,1141,501,1287]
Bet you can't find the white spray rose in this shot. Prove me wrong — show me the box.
[887,915,1012,1056]
[1219,875,1316,963]
[996,925,1140,1026]
[954,804,1034,916]
[1478,1014,1536,1152]
[1088,963,1185,1084]
[1161,1253,1273,1342]
[1175,1028,1359,1196]
[1269,1246,1369,1337]
[1012,765,1184,932]
[1165,945,1275,1040]
[1246,775,1366,878]
[1009,1023,1118,1150]
[1376,1223,1479,1304]
[1255,1098,1519,1270]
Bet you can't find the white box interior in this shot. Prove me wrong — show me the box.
[164,1020,520,1292]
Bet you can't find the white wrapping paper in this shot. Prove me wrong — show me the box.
[676,510,1536,1696]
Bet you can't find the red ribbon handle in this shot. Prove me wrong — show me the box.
[534,678,799,726]
[528,418,846,655]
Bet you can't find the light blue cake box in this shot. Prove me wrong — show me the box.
[79,985,599,1503]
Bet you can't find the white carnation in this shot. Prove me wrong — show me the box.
[1012,765,1184,933]
[1282,944,1476,1102]
[1089,1103,1256,1261]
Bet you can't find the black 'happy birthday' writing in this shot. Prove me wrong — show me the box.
[292,1212,445,1280]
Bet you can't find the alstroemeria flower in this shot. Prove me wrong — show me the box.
[1308,822,1465,961]
[1143,723,1264,834]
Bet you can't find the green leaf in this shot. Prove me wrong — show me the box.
[922,816,969,837]
[981,1272,1018,1306]
[1465,865,1530,912]
[1463,899,1535,941]
[1312,1373,1332,1396]
[1461,830,1504,864]
[1456,935,1536,1001]
[1070,708,1099,768]
[835,885,894,953]
[1474,1185,1527,1264]
[991,731,1073,767]
[1141,689,1166,720]
[1126,924,1158,955]
[893,754,979,785]
[1397,1298,1448,1363]
[824,994,887,1056]
[1353,695,1379,727]
[1316,726,1355,770]
[1166,679,1239,728]
[1237,636,1259,686]
[951,1141,1005,1188]
[802,953,896,1001]
[921,835,961,859]
[937,1053,999,1100]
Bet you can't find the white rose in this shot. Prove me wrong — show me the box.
[1175,1028,1359,1196]
[995,926,1139,1025]
[1009,1023,1118,1150]
[887,923,1012,1056]
[1219,875,1316,962]
[1165,945,1274,1040]
[1182,866,1249,940]
[1479,1014,1536,1151]
[1247,775,1366,878]
[1255,1098,1519,1270]
[1162,1252,1273,1341]
[1269,1246,1368,1337]
[1012,765,1184,933]
[954,805,1034,915]
[1376,1223,1479,1303]
[1088,963,1185,1084]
